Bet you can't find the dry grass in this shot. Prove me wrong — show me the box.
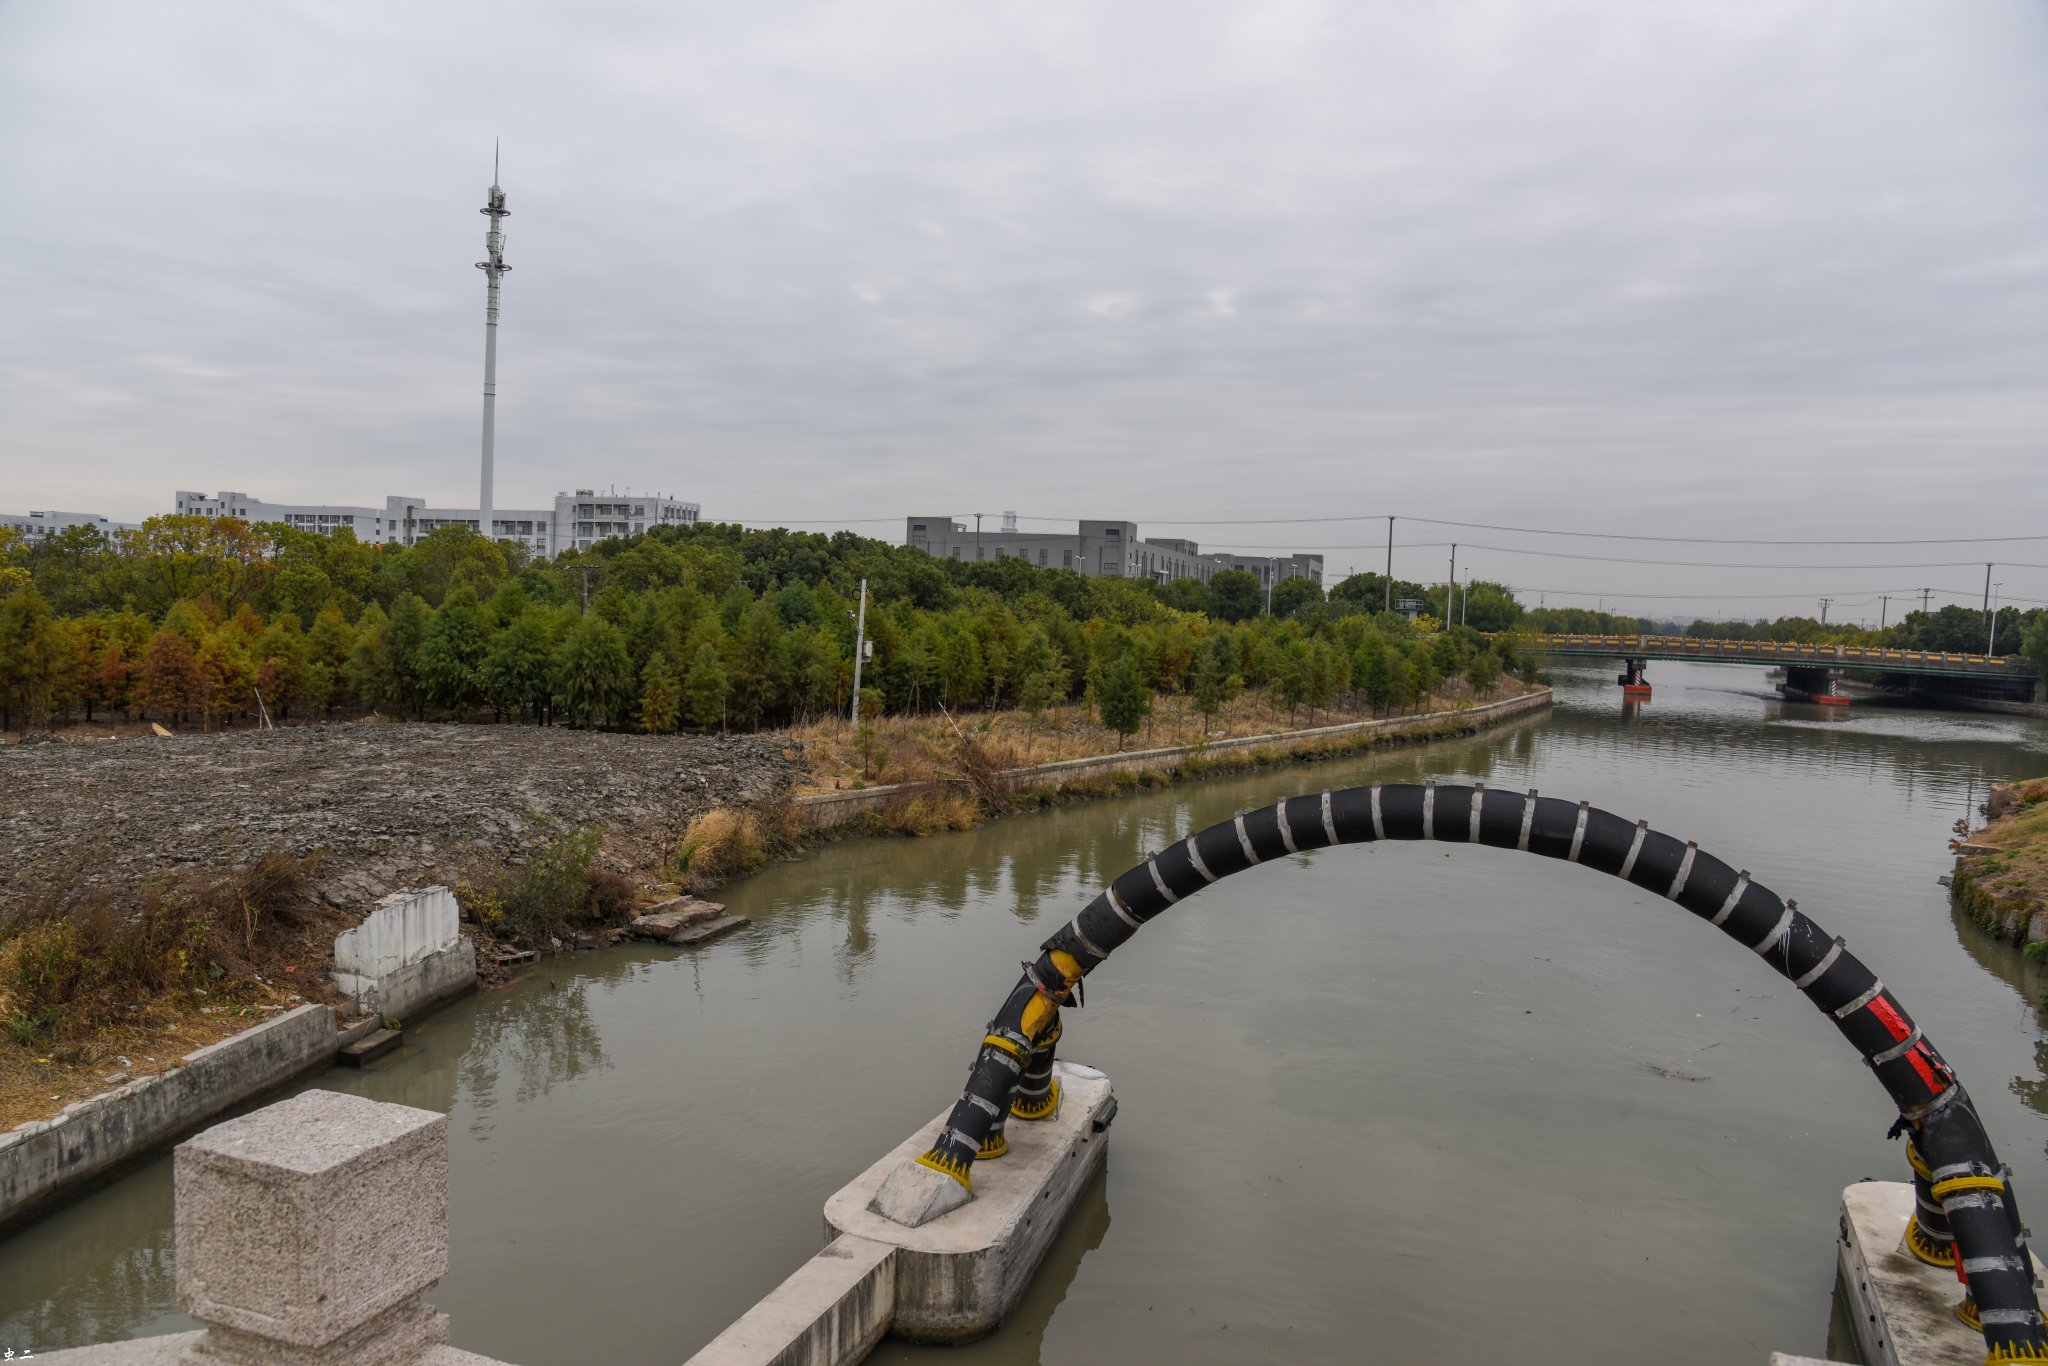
[787,677,1529,794]
[0,845,351,1130]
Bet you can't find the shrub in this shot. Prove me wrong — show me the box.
[674,809,768,887]
[456,810,605,940]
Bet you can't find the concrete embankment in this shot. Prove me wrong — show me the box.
[795,688,1552,831]
[1,887,479,1236]
[790,688,1540,827]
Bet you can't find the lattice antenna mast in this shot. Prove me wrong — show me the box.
[476,141,511,542]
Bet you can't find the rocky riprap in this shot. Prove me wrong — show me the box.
[0,723,809,910]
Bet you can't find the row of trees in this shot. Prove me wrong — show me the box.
[0,525,1531,737]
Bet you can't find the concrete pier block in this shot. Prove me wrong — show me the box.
[823,1061,1115,1343]
[1835,1180,2044,1366]
[680,1234,895,1366]
[175,1090,451,1366]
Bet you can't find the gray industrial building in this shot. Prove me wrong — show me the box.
[904,514,1321,591]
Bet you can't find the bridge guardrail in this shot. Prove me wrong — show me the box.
[1521,634,2033,677]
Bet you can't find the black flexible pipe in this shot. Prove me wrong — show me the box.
[914,782,2048,1359]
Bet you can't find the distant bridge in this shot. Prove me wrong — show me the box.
[1523,633,2041,706]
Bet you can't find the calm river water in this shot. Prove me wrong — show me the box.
[8,660,2048,1365]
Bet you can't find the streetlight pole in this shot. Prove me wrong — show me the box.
[1447,544,1456,626]
[974,515,982,563]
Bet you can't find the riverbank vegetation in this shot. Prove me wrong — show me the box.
[0,516,1539,745]
[1953,779,2048,956]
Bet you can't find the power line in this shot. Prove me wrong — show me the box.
[1199,540,2048,571]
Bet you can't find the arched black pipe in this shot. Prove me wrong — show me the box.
[914,782,2048,1357]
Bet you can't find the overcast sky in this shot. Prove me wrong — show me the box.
[2,0,2044,621]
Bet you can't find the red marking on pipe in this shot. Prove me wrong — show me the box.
[1908,1046,1943,1093]
[1870,994,1912,1041]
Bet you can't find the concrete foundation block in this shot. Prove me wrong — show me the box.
[681,1234,895,1366]
[1835,1180,2043,1366]
[825,1062,1114,1343]
[333,940,476,1023]
[867,1159,973,1228]
[175,1091,450,1362]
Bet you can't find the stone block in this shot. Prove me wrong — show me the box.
[175,1090,448,1360]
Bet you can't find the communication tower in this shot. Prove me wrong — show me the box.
[476,144,511,540]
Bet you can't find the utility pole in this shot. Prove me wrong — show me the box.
[1880,596,1889,630]
[974,514,982,563]
[1384,516,1394,613]
[1990,583,2004,655]
[476,142,510,544]
[1819,597,1831,625]
[1462,570,1470,626]
[1447,544,1456,625]
[848,579,869,730]
[1983,564,1993,633]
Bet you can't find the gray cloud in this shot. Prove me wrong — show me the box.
[2,0,2044,617]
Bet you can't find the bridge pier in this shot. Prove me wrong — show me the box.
[1616,658,1651,698]
[1779,666,1849,706]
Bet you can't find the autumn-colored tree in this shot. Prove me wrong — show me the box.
[115,516,273,615]
[195,628,255,729]
[137,629,205,724]
[255,615,309,719]
[0,589,77,732]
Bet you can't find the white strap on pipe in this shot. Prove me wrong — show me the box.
[1185,835,1216,883]
[1618,820,1650,879]
[1469,783,1484,842]
[1752,906,1795,957]
[1275,799,1298,854]
[1234,812,1260,864]
[1517,789,1538,852]
[1104,885,1143,929]
[1871,1026,1922,1065]
[1422,781,1436,841]
[1834,980,1884,1019]
[1321,789,1336,843]
[1567,801,1590,862]
[1665,843,1698,900]
[1145,860,1179,906]
[1791,939,1842,989]
[1711,873,1750,926]
[1370,782,1386,841]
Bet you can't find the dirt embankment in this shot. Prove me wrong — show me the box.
[1952,778,2048,946]
[0,722,810,909]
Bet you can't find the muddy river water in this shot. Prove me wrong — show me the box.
[7,660,2048,1365]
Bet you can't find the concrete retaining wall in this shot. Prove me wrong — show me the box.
[339,940,479,1022]
[0,1003,337,1236]
[794,688,1552,829]
[336,886,461,981]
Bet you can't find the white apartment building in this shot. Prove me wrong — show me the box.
[0,509,139,543]
[904,515,1219,584]
[173,488,701,557]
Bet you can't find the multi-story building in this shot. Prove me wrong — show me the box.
[0,509,139,543]
[172,488,701,557]
[904,515,1323,590]
[1204,550,1324,592]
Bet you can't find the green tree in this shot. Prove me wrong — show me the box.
[380,594,434,720]
[1271,576,1324,619]
[420,586,493,718]
[1387,651,1412,712]
[640,654,682,733]
[254,615,309,719]
[683,642,732,731]
[730,601,788,728]
[1098,653,1152,750]
[1358,640,1393,715]
[1207,569,1264,623]
[0,588,74,732]
[1466,647,1500,699]
[1156,577,1209,614]
[480,612,559,722]
[556,614,635,728]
